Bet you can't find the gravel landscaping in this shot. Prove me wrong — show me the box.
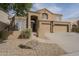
[0,38,66,56]
[1,32,78,56]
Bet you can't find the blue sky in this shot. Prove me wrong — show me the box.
[32,3,79,19]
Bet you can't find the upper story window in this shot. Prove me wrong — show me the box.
[42,13,48,19]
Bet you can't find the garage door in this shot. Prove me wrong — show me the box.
[38,22,50,38]
[53,25,68,32]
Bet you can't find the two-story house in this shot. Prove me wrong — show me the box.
[15,8,71,37]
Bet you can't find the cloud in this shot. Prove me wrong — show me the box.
[32,3,79,19]
[63,5,79,19]
[64,11,79,19]
[32,3,62,14]
[59,3,79,19]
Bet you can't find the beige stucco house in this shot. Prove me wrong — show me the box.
[15,8,71,37]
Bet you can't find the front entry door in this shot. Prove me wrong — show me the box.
[31,20,37,32]
[31,16,38,32]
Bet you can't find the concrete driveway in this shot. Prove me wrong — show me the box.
[45,32,79,55]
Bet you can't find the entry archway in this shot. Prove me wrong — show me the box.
[31,15,38,32]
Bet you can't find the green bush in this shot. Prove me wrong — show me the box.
[0,31,3,39]
[21,28,32,39]
[76,28,79,33]
[0,31,6,42]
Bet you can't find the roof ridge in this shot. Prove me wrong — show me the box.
[36,8,62,16]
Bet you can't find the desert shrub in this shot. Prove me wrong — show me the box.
[76,27,79,33]
[0,31,9,40]
[0,31,3,39]
[18,44,32,49]
[0,31,6,42]
[21,28,32,39]
[71,24,79,33]
[71,24,77,32]
[72,27,79,33]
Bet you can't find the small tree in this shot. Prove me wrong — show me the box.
[72,20,79,33]
[0,31,3,39]
[76,20,79,33]
[71,24,77,32]
[77,20,79,28]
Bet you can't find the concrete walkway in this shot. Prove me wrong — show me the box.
[45,32,79,55]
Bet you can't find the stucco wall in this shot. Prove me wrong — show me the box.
[27,9,62,29]
[37,8,62,21]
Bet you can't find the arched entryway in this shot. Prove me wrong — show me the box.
[31,15,38,32]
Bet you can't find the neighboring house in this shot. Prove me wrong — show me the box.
[15,16,27,31]
[65,18,79,29]
[0,9,10,31]
[15,8,71,37]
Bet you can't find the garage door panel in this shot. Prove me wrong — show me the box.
[53,25,67,32]
[39,22,50,38]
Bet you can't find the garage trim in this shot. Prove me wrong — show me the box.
[52,24,69,32]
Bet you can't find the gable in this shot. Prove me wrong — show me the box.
[37,8,62,16]
[37,8,53,15]
[36,8,62,21]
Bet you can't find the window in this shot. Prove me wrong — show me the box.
[42,13,48,19]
